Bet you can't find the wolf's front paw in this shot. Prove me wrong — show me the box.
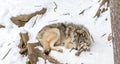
[58,49,63,53]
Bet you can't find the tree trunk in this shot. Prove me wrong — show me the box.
[110,0,120,64]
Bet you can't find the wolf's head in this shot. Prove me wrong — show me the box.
[72,25,91,51]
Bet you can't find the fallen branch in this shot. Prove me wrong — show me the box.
[2,48,12,60]
[79,10,85,15]
[10,8,47,27]
[94,0,109,18]
[18,32,61,64]
[99,0,109,8]
[35,48,61,64]
[32,16,38,28]
[18,32,29,48]
[26,43,61,64]
[49,19,58,22]
[62,13,70,15]
[78,6,92,15]
[101,33,106,37]
[0,24,5,28]
[108,33,112,41]
[27,43,39,64]
[53,2,57,12]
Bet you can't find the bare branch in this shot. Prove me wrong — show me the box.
[2,48,12,60]
[54,2,57,12]
[0,24,5,28]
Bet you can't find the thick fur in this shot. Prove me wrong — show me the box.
[36,23,93,55]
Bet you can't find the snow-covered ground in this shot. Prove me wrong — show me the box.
[0,0,114,64]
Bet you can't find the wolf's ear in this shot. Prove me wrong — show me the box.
[76,30,83,34]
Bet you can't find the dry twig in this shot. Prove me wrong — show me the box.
[2,48,12,60]
[18,32,61,64]
[108,33,112,41]
[79,10,85,15]
[101,33,106,37]
[94,0,109,18]
[54,2,57,12]
[0,24,5,28]
[32,16,38,28]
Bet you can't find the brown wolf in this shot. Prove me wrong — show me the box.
[37,23,93,55]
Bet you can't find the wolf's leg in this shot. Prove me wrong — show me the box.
[43,43,50,55]
[38,39,50,55]
[50,34,63,53]
[47,28,63,53]
[64,37,73,49]
[50,37,63,53]
[50,42,63,53]
[55,37,61,46]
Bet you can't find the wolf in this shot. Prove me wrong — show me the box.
[36,22,93,55]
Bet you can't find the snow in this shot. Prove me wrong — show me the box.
[0,0,114,64]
